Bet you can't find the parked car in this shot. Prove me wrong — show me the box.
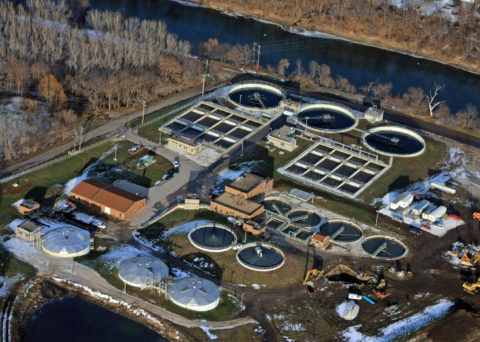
[409,226,423,236]
[61,201,76,213]
[173,158,180,172]
[92,219,107,230]
[162,173,172,181]
[128,144,143,154]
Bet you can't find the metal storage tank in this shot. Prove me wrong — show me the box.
[118,256,169,289]
[167,277,220,312]
[41,227,91,258]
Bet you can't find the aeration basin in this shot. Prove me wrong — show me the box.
[362,236,407,260]
[228,82,285,110]
[297,104,357,133]
[320,220,362,243]
[362,126,426,157]
[188,224,237,253]
[236,243,285,271]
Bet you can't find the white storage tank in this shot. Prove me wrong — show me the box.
[167,277,220,312]
[42,227,91,258]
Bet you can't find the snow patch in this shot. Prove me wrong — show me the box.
[163,220,211,238]
[342,299,454,342]
[200,326,218,340]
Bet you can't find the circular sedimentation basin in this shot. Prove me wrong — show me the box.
[361,125,426,157]
[236,242,285,272]
[264,197,291,216]
[288,209,321,229]
[228,82,285,110]
[362,236,407,260]
[320,220,362,243]
[297,103,357,134]
[188,224,237,253]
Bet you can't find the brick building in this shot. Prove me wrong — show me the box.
[210,192,263,220]
[18,200,40,215]
[70,179,146,220]
[224,172,273,199]
[311,233,330,248]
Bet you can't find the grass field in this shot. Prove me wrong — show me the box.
[0,141,116,227]
[169,233,306,289]
[99,141,173,187]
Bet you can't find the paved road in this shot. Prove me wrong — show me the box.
[123,133,209,227]
[10,240,257,330]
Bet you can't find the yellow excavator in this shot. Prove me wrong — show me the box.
[460,252,480,268]
[463,277,480,294]
[303,268,324,285]
[303,268,324,293]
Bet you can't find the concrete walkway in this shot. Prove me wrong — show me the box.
[13,243,256,330]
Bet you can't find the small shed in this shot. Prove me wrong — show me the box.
[311,233,330,248]
[16,219,42,242]
[18,200,40,215]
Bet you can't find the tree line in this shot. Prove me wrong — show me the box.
[194,0,480,72]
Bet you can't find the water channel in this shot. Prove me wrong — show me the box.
[25,297,165,342]
[90,0,480,114]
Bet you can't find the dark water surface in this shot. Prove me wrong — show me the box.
[90,0,480,114]
[25,297,165,342]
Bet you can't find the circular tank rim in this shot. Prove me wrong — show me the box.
[296,103,358,134]
[117,256,169,288]
[41,227,91,258]
[361,125,426,157]
[188,223,238,253]
[236,242,285,272]
[361,235,408,260]
[263,196,292,216]
[227,81,286,111]
[320,219,363,243]
[288,209,322,229]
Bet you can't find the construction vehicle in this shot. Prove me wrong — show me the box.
[303,268,324,293]
[371,268,388,298]
[473,212,480,220]
[463,277,480,294]
[460,252,480,268]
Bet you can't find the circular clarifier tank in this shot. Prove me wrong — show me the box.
[236,243,285,271]
[288,209,321,229]
[228,82,285,110]
[362,126,426,157]
[188,224,237,253]
[320,220,362,243]
[264,197,291,216]
[362,236,407,260]
[297,103,358,133]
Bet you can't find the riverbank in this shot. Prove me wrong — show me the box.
[176,0,480,75]
[10,277,188,342]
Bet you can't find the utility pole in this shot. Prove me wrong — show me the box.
[78,126,85,151]
[252,42,256,67]
[141,100,146,125]
[202,59,209,96]
[256,43,261,73]
[114,144,118,161]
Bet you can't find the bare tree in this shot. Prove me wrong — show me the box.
[425,83,444,117]
[277,58,290,76]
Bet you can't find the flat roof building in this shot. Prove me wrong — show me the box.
[210,192,263,220]
[311,233,330,249]
[15,219,42,242]
[267,126,297,152]
[70,179,146,220]
[18,200,40,215]
[168,134,203,155]
[225,172,273,199]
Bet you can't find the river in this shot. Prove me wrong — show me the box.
[90,0,480,115]
[25,297,166,342]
